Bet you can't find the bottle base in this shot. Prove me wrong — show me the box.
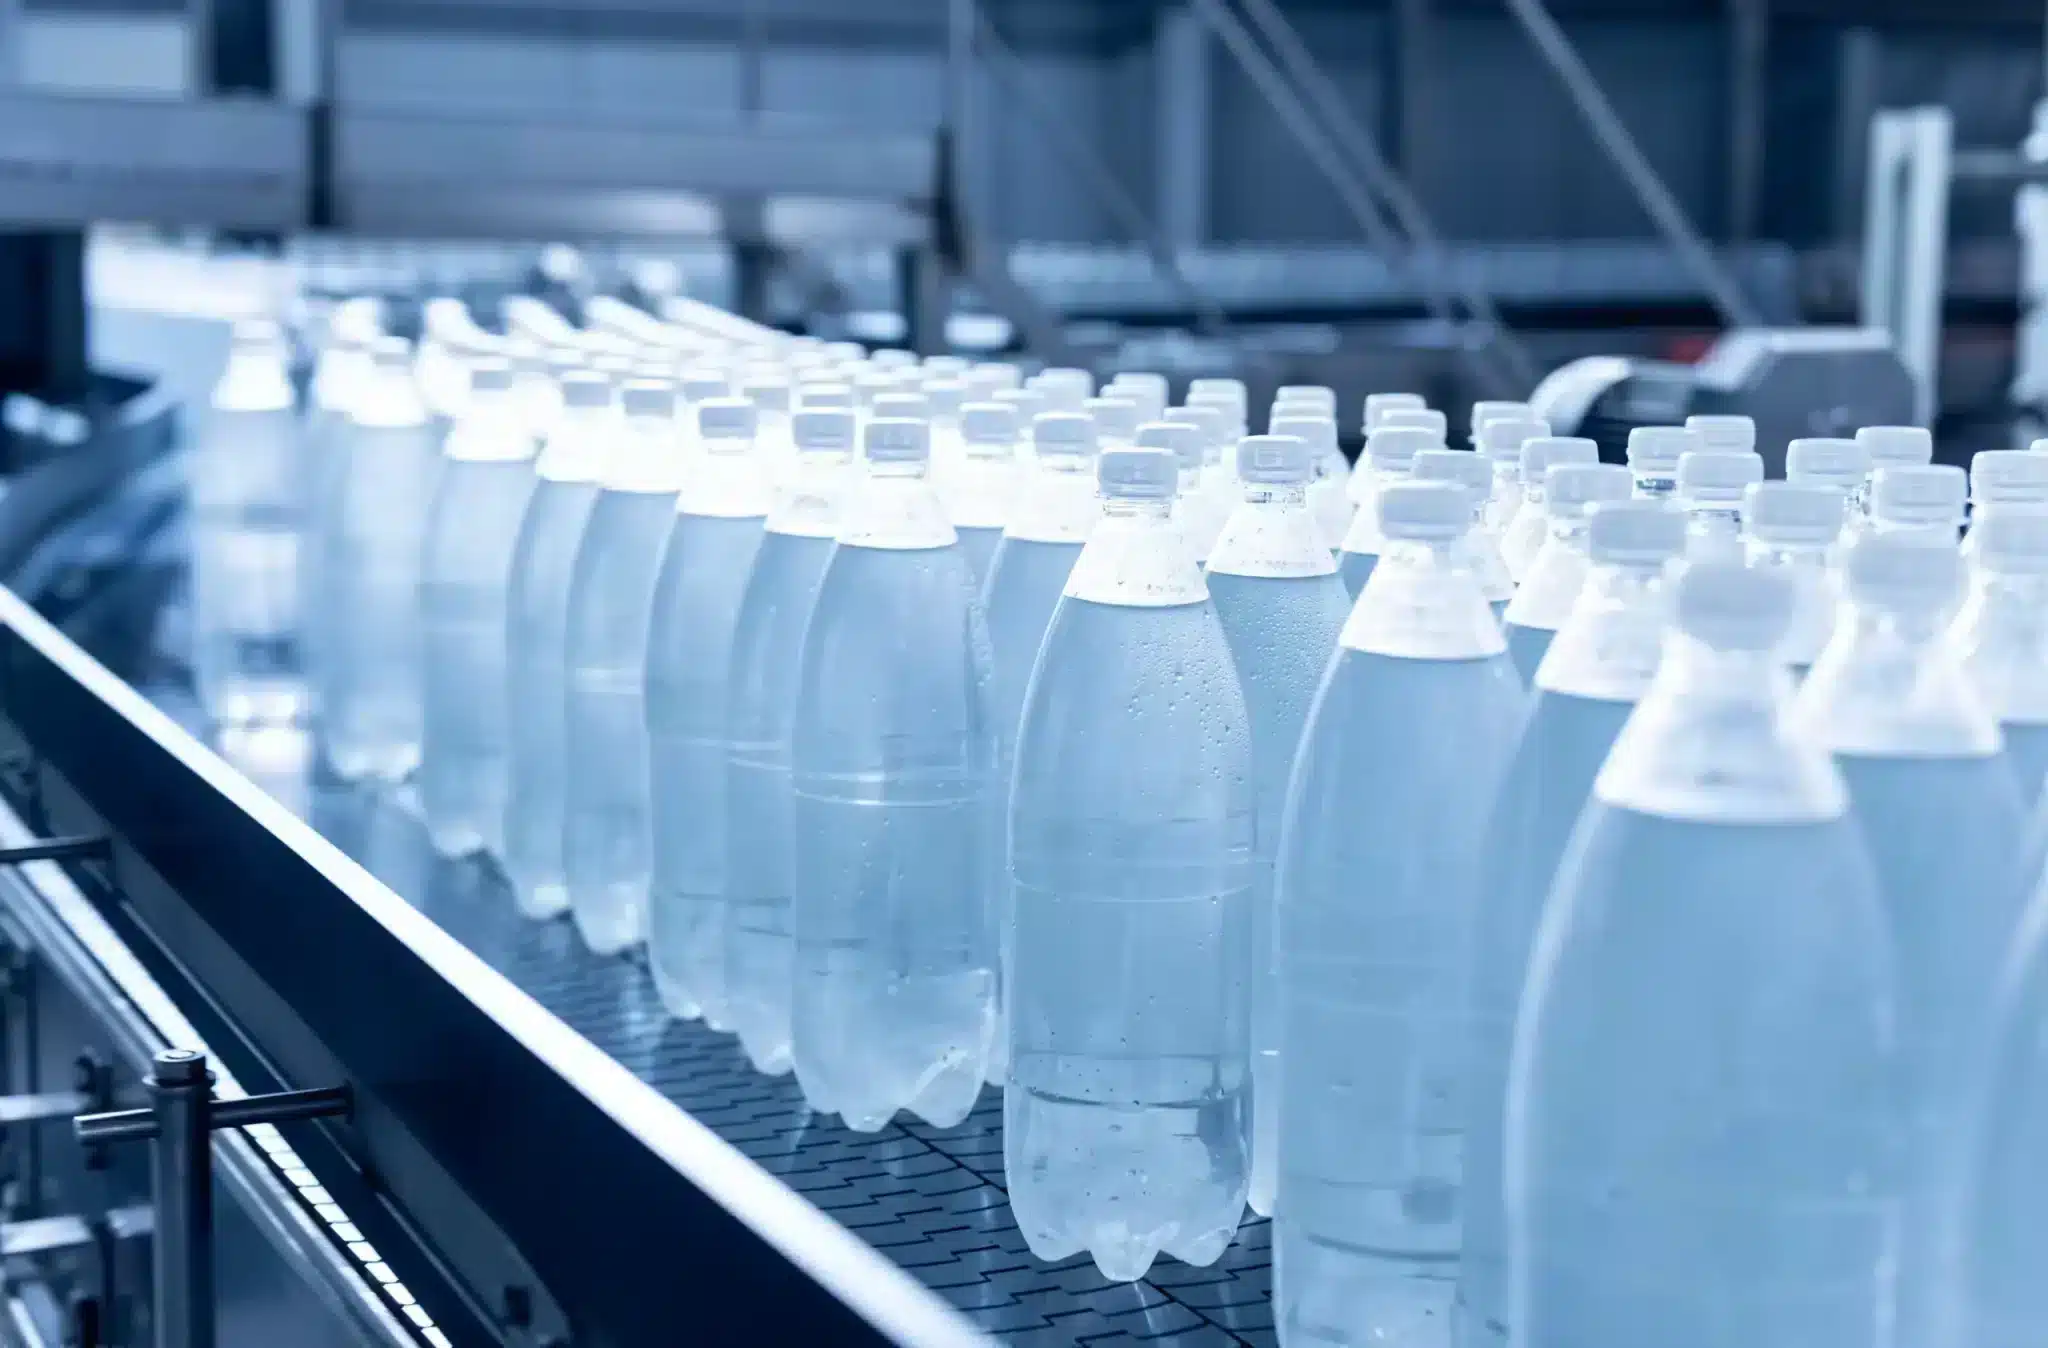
[426,818,489,860]
[570,887,646,956]
[511,876,570,921]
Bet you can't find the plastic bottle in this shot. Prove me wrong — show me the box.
[1683,412,1756,456]
[1502,436,1601,583]
[1952,510,2048,806]
[940,402,1022,584]
[326,335,440,781]
[743,375,795,482]
[1109,371,1170,423]
[419,359,539,858]
[725,408,858,1076]
[1742,481,1845,674]
[646,396,771,1027]
[1675,447,1764,565]
[504,371,613,920]
[1468,401,1532,449]
[1275,384,1337,423]
[1857,424,1934,478]
[1872,463,1967,543]
[1380,406,1448,443]
[1792,530,2026,1348]
[1505,561,1896,1348]
[1337,425,1439,595]
[1786,436,1873,547]
[1459,497,1684,1348]
[1275,478,1526,1347]
[1624,425,1698,502]
[1136,421,1207,561]
[1474,416,1550,537]
[1271,413,1350,550]
[302,303,379,720]
[1008,444,1254,1281]
[1966,450,2048,564]
[1363,391,1426,435]
[1412,447,1517,619]
[562,379,687,955]
[925,378,968,476]
[790,417,996,1131]
[1205,433,1353,1221]
[1502,462,1634,681]
[190,318,304,725]
[1034,366,1094,411]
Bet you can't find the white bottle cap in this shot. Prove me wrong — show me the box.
[1363,391,1426,430]
[1970,510,2048,573]
[1411,447,1492,496]
[1111,369,1170,397]
[1187,377,1246,410]
[1368,425,1439,471]
[1677,449,1764,502]
[1627,425,1702,474]
[743,378,790,412]
[793,408,855,452]
[1785,437,1871,491]
[1685,414,1757,454]
[1275,384,1337,415]
[992,387,1044,421]
[1471,400,1531,432]
[960,402,1019,443]
[1547,461,1634,513]
[1136,420,1203,470]
[1269,414,1338,455]
[559,370,611,410]
[1036,366,1095,396]
[872,391,930,421]
[680,370,729,403]
[1377,479,1471,540]
[1743,480,1844,545]
[1238,434,1313,484]
[1477,416,1551,463]
[1033,411,1098,455]
[621,379,675,419]
[1098,447,1179,500]
[863,416,929,464]
[1845,530,1963,611]
[1857,425,1934,467]
[923,356,970,376]
[1085,396,1141,442]
[1165,403,1228,447]
[466,357,514,395]
[799,382,853,409]
[1587,499,1686,564]
[1521,435,1600,481]
[1675,560,1793,652]
[923,379,965,415]
[1379,407,1448,440]
[1872,464,1966,526]
[869,348,918,370]
[1971,449,2048,505]
[697,396,756,440]
[973,361,1022,391]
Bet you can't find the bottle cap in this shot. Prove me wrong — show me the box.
[697,396,756,440]
[621,379,675,419]
[1110,370,1170,400]
[960,402,1019,443]
[1844,530,1962,611]
[1857,425,1934,467]
[1477,416,1551,463]
[1970,449,2048,505]
[1685,414,1756,454]
[1587,499,1686,564]
[1675,560,1793,652]
[1368,425,1440,471]
[1547,461,1634,513]
[1136,420,1203,470]
[1969,510,2048,573]
[1098,447,1179,500]
[1521,435,1600,482]
[1238,434,1313,484]
[1269,414,1338,454]
[1470,400,1531,432]
[1411,447,1492,497]
[1363,391,1426,430]
[863,416,929,464]
[465,357,514,395]
[1627,425,1702,474]
[1033,411,1097,455]
[680,370,728,403]
[1872,464,1966,526]
[992,387,1044,422]
[1743,480,1845,545]
[743,378,789,411]
[798,382,853,409]
[972,362,1022,391]
[1165,403,1228,447]
[923,379,966,415]
[1786,437,1872,491]
[1035,366,1095,396]
[1275,384,1337,415]
[792,408,855,452]
[1187,377,1246,411]
[1377,479,1471,541]
[869,348,919,370]
[1085,396,1141,441]
[1677,449,1764,501]
[559,370,611,411]
[1379,407,1448,440]
[922,356,970,377]
[872,392,930,422]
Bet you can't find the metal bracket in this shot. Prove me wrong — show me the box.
[74,1051,351,1348]
[1862,106,1953,427]
[0,836,109,867]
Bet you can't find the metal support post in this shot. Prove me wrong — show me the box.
[1861,107,1952,427]
[0,835,110,866]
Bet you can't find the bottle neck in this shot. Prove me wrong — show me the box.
[1546,512,1593,547]
[1242,482,1310,509]
[1633,471,1677,500]
[1103,496,1174,521]
[1744,537,1832,570]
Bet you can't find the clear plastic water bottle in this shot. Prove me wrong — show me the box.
[302,303,379,718]
[1505,561,1897,1348]
[925,378,968,474]
[1742,481,1845,674]
[1501,437,1601,583]
[1788,436,1873,516]
[1337,425,1440,595]
[1965,450,2048,565]
[1008,444,1254,1280]
[1792,529,2025,1348]
[742,374,795,483]
[939,402,1020,584]
[1270,413,1349,550]
[646,397,772,1027]
[190,318,304,725]
[1363,391,1426,436]
[419,358,538,858]
[1380,407,1448,446]
[504,371,613,920]
[1467,401,1531,449]
[790,416,996,1131]
[1502,462,1634,681]
[1474,416,1550,538]
[326,335,440,780]
[726,408,858,1076]
[1460,498,1684,1348]
[1872,463,1967,543]
[1205,433,1352,1222]
[1138,421,1208,562]
[1624,425,1698,502]
[1110,371,1170,423]
[1855,423,1933,479]
[562,379,687,954]
[1275,478,1527,1346]
[1034,367,1093,413]
[1275,383,1337,423]
[1412,447,1517,619]
[1085,394,1141,452]
[1675,447,1763,565]
[1952,510,2048,805]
